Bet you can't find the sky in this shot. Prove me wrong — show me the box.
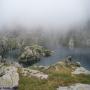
[0,0,90,29]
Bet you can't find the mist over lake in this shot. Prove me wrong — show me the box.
[0,0,90,69]
[0,0,90,90]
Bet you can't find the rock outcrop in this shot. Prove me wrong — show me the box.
[19,45,52,64]
[0,65,19,89]
[72,67,90,75]
[20,68,48,79]
[57,83,90,90]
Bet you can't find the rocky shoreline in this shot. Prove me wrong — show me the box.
[20,68,48,79]
[57,83,90,90]
[0,57,90,90]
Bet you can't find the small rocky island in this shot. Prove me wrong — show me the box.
[19,44,52,65]
[0,56,90,90]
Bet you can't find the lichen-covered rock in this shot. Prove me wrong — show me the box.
[72,67,90,75]
[64,56,81,67]
[20,68,48,79]
[19,44,52,64]
[0,66,19,89]
[57,83,90,90]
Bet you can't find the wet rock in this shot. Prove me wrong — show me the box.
[64,56,81,67]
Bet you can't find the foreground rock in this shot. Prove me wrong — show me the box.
[72,67,90,75]
[0,65,19,89]
[20,68,48,79]
[57,83,90,90]
[62,56,90,75]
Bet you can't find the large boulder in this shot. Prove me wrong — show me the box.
[0,66,19,89]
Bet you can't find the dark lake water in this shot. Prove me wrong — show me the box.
[36,47,90,70]
[6,47,90,70]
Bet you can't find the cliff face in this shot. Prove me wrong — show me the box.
[0,65,19,89]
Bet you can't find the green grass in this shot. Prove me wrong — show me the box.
[19,63,90,90]
[19,76,55,90]
[19,72,90,90]
[75,74,90,84]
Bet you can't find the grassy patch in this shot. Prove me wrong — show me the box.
[75,74,90,84]
[19,76,55,90]
[19,63,90,90]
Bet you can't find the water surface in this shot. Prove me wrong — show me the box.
[37,47,90,70]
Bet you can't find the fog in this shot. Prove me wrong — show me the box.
[0,0,90,31]
[0,0,90,69]
[0,0,90,48]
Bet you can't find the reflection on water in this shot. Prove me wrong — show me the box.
[37,47,90,70]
